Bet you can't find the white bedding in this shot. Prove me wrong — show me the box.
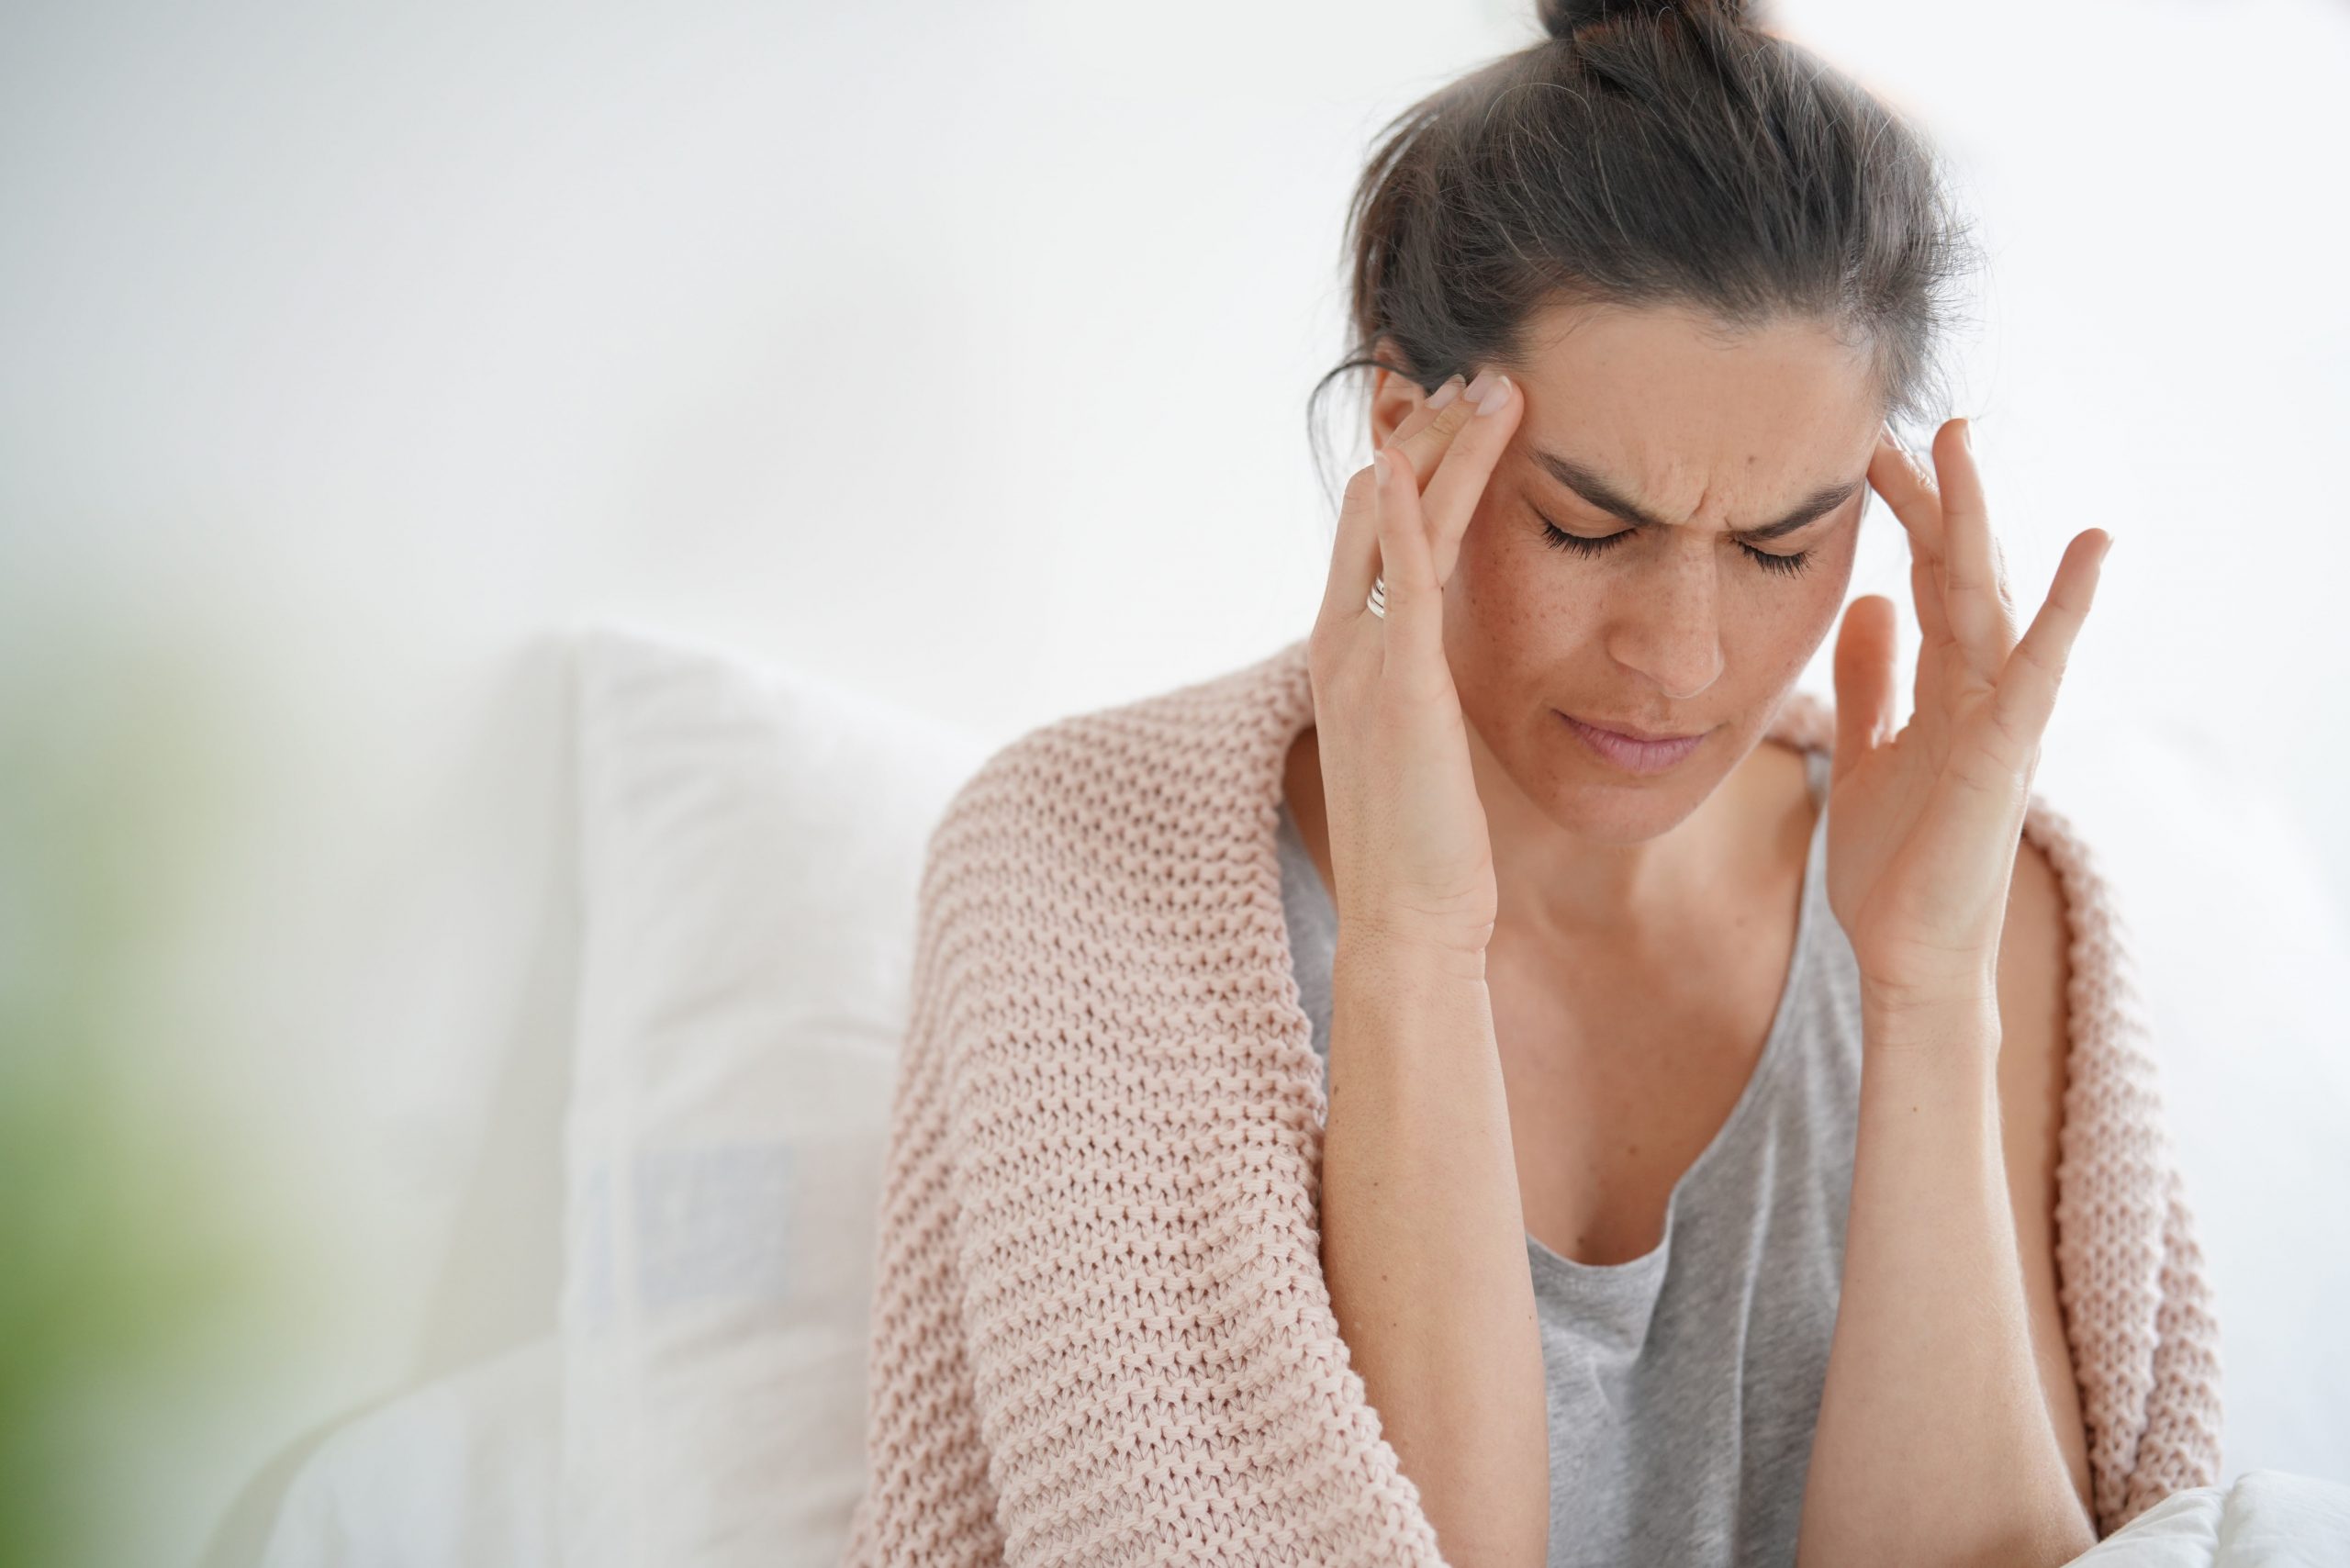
[253,627,2350,1566]
[255,1344,2348,1568]
[255,1338,559,1568]
[2069,1471,2350,1566]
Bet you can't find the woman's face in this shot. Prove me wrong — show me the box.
[1377,301,1884,845]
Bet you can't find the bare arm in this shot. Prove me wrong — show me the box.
[1795,418,2115,1565]
[1323,936,1549,1568]
[1304,362,1546,1564]
[1793,997,2097,1568]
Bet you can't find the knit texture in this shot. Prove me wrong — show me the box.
[840,635,2222,1566]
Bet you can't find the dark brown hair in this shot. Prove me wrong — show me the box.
[1310,0,1980,507]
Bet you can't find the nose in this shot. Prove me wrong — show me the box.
[1604,543,1724,701]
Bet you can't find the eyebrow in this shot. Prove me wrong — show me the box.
[1528,446,1863,542]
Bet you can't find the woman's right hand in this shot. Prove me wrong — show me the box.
[1307,365,1525,974]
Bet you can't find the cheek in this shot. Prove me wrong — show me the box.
[1449,512,1598,644]
[1453,539,1854,689]
[1784,528,1863,636]
[1442,513,1577,698]
[1724,544,1857,686]
[1447,506,1862,660]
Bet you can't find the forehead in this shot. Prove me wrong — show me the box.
[1509,300,1882,502]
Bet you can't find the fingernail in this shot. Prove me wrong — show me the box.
[2098,532,2114,564]
[1472,373,1513,416]
[1427,375,1465,411]
[1960,419,1975,453]
[1371,447,1389,487]
[1461,367,1497,407]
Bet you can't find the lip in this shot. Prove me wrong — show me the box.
[1570,714,1707,743]
[1558,711,1712,776]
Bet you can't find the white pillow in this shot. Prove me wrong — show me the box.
[2062,1469,2350,1564]
[560,622,991,1568]
[259,1337,561,1568]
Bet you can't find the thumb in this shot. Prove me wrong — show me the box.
[1831,595,1899,786]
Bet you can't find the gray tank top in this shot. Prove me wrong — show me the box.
[1274,743,1863,1568]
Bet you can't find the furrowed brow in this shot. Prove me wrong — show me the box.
[1530,446,1862,542]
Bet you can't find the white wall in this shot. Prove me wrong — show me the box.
[2,0,2344,1562]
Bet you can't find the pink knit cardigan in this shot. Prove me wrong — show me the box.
[841,635,2221,1566]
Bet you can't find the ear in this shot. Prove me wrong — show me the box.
[1367,340,1426,448]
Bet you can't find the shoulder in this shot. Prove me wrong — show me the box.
[922,640,1309,903]
[1751,732,1824,796]
[1992,822,2072,1190]
[1993,820,2099,1522]
[1998,830,2070,1029]
[954,639,1310,812]
[1991,823,2075,1206]
[1993,830,2071,1264]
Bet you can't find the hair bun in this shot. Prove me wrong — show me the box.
[1539,0,1750,41]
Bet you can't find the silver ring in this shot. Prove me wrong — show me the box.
[1366,573,1387,619]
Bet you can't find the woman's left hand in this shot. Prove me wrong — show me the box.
[1823,417,2112,1018]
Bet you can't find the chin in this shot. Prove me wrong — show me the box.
[1544,756,1725,842]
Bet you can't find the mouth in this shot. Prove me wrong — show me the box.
[1557,711,1713,776]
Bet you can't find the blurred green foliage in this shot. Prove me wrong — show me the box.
[0,625,291,1568]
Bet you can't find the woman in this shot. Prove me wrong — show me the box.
[843,2,2221,1563]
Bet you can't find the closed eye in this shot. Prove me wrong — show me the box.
[1535,510,1815,578]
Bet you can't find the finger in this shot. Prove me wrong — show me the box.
[1868,421,1948,566]
[1315,457,1386,628]
[1904,498,1954,649]
[1874,425,1962,720]
[1879,426,1955,730]
[1369,372,1495,599]
[1418,372,1523,584]
[1381,374,1467,455]
[1370,445,1447,675]
[1909,550,1948,733]
[1986,529,2109,760]
[1313,373,1464,630]
[1934,417,2017,683]
[1382,372,1485,494]
[1830,595,1900,789]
